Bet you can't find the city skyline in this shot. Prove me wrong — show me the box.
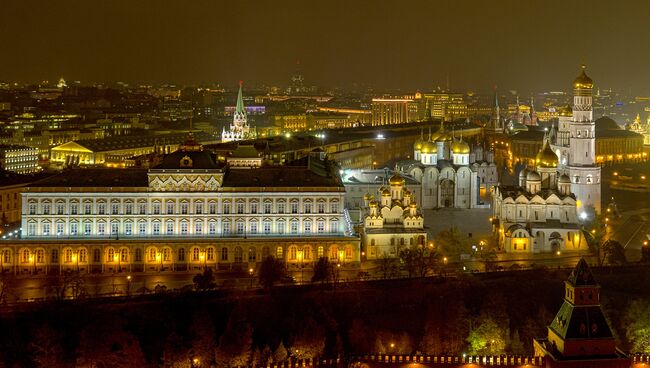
[1,0,650,94]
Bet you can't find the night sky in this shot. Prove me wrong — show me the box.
[2,0,649,93]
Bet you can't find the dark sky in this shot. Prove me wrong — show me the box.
[1,0,649,94]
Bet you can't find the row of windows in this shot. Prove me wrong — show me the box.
[2,244,355,265]
[28,201,339,216]
[27,218,341,237]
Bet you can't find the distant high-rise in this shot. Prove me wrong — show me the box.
[222,81,256,143]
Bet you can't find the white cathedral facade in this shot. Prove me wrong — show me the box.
[492,66,603,254]
[550,65,602,215]
[222,82,257,143]
[399,123,498,209]
[359,173,427,259]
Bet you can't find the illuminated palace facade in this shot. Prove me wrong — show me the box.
[2,140,359,274]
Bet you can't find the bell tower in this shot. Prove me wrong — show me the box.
[568,65,601,214]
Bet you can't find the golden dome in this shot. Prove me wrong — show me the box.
[381,189,391,196]
[409,202,417,208]
[535,140,558,168]
[436,131,452,142]
[573,65,593,89]
[363,193,373,201]
[389,173,405,186]
[451,139,470,154]
[558,104,573,117]
[421,141,437,154]
[369,200,378,207]
[404,189,411,196]
[413,137,425,151]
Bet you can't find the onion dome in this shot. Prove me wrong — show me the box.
[519,168,529,178]
[559,174,571,184]
[536,140,558,168]
[450,139,470,154]
[558,104,573,117]
[381,189,391,197]
[409,202,417,208]
[369,200,378,207]
[573,65,593,90]
[389,173,405,186]
[436,131,452,142]
[363,193,373,201]
[421,141,437,153]
[526,170,541,181]
[404,189,411,196]
[413,137,425,151]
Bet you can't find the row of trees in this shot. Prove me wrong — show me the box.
[3,265,650,367]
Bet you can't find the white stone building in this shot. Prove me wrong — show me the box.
[359,173,427,259]
[492,136,587,253]
[400,123,497,209]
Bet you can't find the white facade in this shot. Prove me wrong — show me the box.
[551,66,601,214]
[360,173,427,259]
[493,136,587,254]
[405,129,497,209]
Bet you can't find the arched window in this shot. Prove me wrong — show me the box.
[64,249,73,263]
[207,247,214,261]
[121,248,128,262]
[303,246,312,260]
[221,247,228,261]
[148,248,157,262]
[107,248,115,262]
[51,249,59,264]
[276,247,284,259]
[192,247,200,261]
[248,247,256,262]
[134,248,142,262]
[79,248,87,263]
[22,249,30,263]
[163,248,171,262]
[289,246,297,260]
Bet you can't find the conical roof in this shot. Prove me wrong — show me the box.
[567,258,596,286]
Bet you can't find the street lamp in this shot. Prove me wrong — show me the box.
[126,275,132,296]
[156,252,162,272]
[29,253,35,275]
[248,267,254,288]
[72,251,79,272]
[113,253,119,273]
[199,251,206,270]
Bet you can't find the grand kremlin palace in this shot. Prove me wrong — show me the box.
[1,140,359,275]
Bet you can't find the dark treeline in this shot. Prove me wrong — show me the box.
[1,266,650,367]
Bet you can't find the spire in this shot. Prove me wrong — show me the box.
[530,95,535,116]
[235,80,245,115]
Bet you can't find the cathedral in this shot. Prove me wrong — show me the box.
[492,133,587,253]
[359,172,427,259]
[400,122,498,209]
[221,81,257,143]
[550,65,602,214]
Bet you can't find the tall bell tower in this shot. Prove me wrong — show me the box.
[568,65,601,214]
